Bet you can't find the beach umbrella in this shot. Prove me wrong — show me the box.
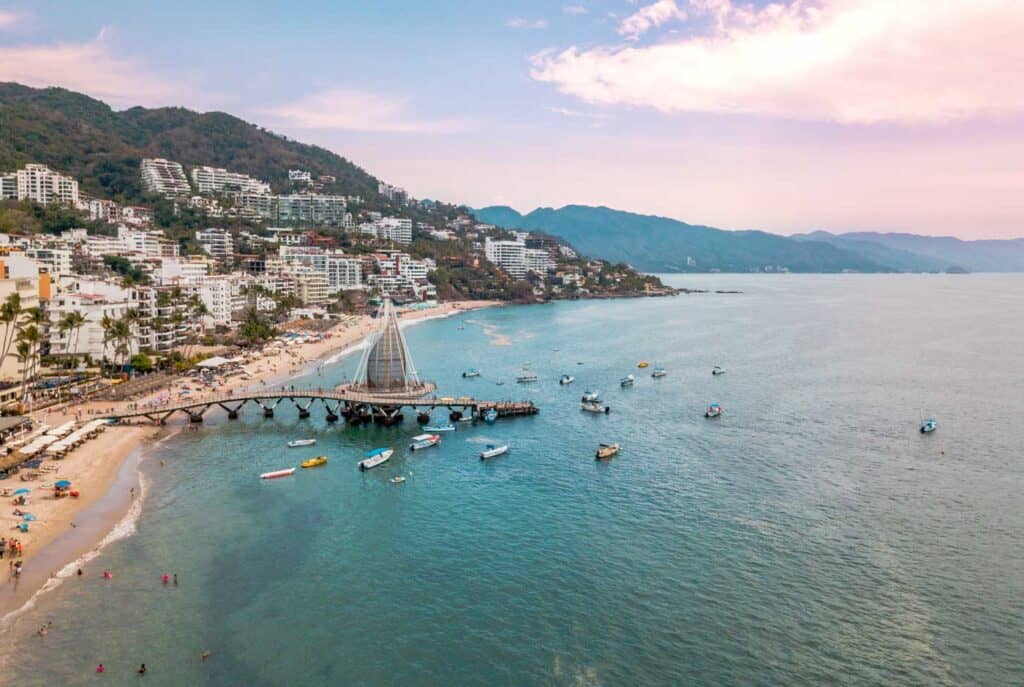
[13,488,30,495]
[55,480,71,488]
[23,514,35,521]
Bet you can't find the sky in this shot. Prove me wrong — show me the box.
[1,0,1023,239]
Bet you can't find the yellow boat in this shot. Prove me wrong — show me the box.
[637,361,649,368]
[300,456,328,469]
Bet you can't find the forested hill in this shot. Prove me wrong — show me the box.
[0,83,381,203]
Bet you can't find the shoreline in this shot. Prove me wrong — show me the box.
[0,299,498,621]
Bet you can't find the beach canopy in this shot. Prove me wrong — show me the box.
[13,488,30,495]
[197,356,231,369]
[55,480,71,488]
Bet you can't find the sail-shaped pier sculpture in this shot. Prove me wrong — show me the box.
[348,298,434,397]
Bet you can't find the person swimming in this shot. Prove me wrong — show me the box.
[162,573,169,585]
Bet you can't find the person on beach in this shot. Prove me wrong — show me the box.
[96,663,104,673]
[0,537,5,559]
[162,573,169,585]
[173,574,178,586]
[137,664,147,675]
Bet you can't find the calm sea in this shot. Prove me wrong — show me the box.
[2,275,1022,686]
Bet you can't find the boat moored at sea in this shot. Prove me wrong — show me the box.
[581,391,601,403]
[581,401,611,414]
[359,447,394,470]
[651,368,667,378]
[391,475,406,484]
[920,418,938,433]
[410,434,441,451]
[516,372,539,383]
[287,439,316,448]
[479,444,509,460]
[705,403,723,418]
[595,443,620,460]
[712,366,726,376]
[637,361,649,368]
[462,368,481,378]
[260,468,296,479]
[423,423,455,432]
[559,374,575,385]
[620,374,635,388]
[483,408,498,423]
[300,456,328,469]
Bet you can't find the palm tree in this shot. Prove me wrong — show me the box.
[14,340,31,403]
[0,292,22,370]
[66,311,87,355]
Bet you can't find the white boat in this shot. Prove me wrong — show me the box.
[559,374,575,385]
[705,403,723,418]
[260,468,295,479]
[712,366,726,376]
[462,368,481,378]
[581,401,611,414]
[391,476,406,484]
[358,447,394,471]
[410,433,441,451]
[479,444,509,460]
[287,439,316,448]
[595,443,620,460]
[620,374,635,387]
[651,368,667,378]
[516,373,538,383]
[423,423,455,432]
[920,418,937,434]
[581,391,601,403]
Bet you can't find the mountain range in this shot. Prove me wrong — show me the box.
[475,205,1024,273]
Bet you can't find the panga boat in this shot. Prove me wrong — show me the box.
[920,418,937,434]
[516,372,539,383]
[712,366,726,376]
[620,374,635,387]
[300,456,328,469]
[705,403,723,418]
[581,391,601,403]
[637,361,649,368]
[651,368,667,378]
[581,401,611,414]
[559,374,575,385]
[410,434,441,451]
[462,368,481,378]
[287,439,316,448]
[595,443,620,460]
[359,447,394,471]
[483,408,498,424]
[479,444,509,460]
[260,468,295,479]
[423,423,455,433]
[391,476,406,484]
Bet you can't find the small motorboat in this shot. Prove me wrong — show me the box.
[457,416,475,423]
[457,324,465,330]
[581,401,610,414]
[423,423,455,433]
[516,372,539,383]
[260,468,296,480]
[391,476,406,484]
[920,418,937,434]
[712,366,726,376]
[620,374,635,388]
[287,439,316,448]
[409,434,441,451]
[581,391,601,403]
[705,403,723,418]
[359,447,394,470]
[495,380,505,386]
[637,361,649,368]
[462,368,481,378]
[479,444,509,460]
[651,368,667,378]
[595,443,620,460]
[559,374,575,385]
[300,456,328,469]
[483,408,498,424]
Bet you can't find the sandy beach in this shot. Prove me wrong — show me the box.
[0,300,498,617]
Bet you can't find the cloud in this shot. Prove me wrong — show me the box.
[0,10,19,29]
[531,0,1024,124]
[564,4,588,15]
[619,0,687,38]
[0,31,179,107]
[506,17,549,30]
[264,88,464,134]
[544,105,609,120]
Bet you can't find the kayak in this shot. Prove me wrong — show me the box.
[300,456,328,469]
[260,468,296,479]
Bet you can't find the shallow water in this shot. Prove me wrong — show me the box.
[3,275,1022,686]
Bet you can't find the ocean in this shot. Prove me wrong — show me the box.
[2,274,1022,686]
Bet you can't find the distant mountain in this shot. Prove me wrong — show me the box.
[793,232,965,273]
[474,205,891,273]
[0,82,382,203]
[797,231,1024,273]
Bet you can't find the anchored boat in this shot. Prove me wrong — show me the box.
[410,434,441,451]
[559,374,575,385]
[582,401,611,414]
[260,468,296,479]
[581,391,601,403]
[620,374,635,388]
[637,361,649,368]
[462,368,481,378]
[920,418,937,433]
[595,443,620,460]
[712,366,726,376]
[423,423,455,433]
[483,408,498,423]
[359,447,394,470]
[300,456,328,469]
[651,368,667,378]
[479,444,509,460]
[705,403,723,418]
[287,439,316,448]
[516,372,539,383]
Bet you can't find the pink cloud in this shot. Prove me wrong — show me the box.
[532,0,1024,124]
[263,88,465,134]
[0,10,19,29]
[618,1,687,39]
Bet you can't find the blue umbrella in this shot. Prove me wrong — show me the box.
[13,488,30,495]
[55,480,71,488]
[23,513,36,521]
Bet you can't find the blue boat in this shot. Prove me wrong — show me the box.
[705,403,723,418]
[423,423,455,433]
[920,418,937,433]
[483,409,498,423]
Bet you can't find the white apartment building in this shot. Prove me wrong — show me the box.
[326,255,361,293]
[49,278,136,360]
[158,257,210,285]
[3,164,80,206]
[89,199,120,223]
[291,267,329,305]
[141,158,191,197]
[197,277,234,326]
[277,194,347,224]
[191,166,271,195]
[378,182,407,203]
[25,247,72,276]
[485,237,527,278]
[235,192,277,220]
[376,217,412,244]
[118,226,178,257]
[525,248,554,275]
[195,228,234,260]
[288,169,312,183]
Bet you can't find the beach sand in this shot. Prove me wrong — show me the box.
[0,299,498,617]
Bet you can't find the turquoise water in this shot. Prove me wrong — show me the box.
[3,275,1023,686]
